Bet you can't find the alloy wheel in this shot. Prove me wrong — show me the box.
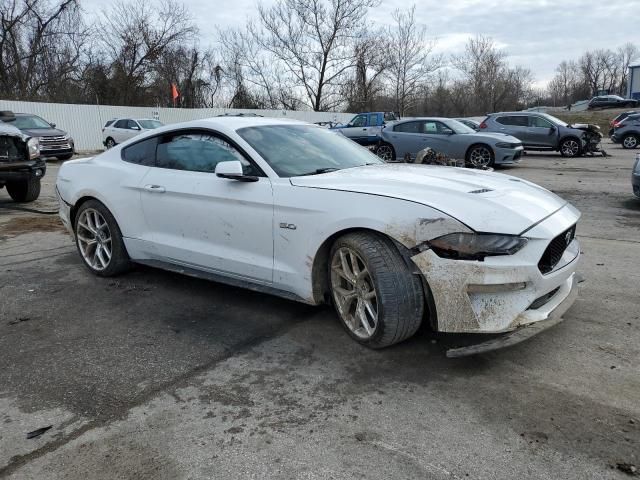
[330,247,378,339]
[468,146,492,167]
[561,139,580,157]
[376,145,394,162]
[623,136,638,149]
[76,208,112,271]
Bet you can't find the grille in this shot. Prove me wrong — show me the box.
[538,225,576,274]
[39,135,70,148]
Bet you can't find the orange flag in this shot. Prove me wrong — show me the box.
[171,83,180,106]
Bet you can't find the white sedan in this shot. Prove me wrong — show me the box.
[56,117,581,355]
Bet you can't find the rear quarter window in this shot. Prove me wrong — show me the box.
[121,137,158,166]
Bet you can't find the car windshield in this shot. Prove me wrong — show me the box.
[138,120,163,129]
[12,115,52,129]
[444,119,476,134]
[237,124,384,177]
[540,113,568,127]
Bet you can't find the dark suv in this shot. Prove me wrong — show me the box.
[0,112,45,202]
[481,112,598,157]
[4,113,74,160]
[588,95,638,110]
[611,114,640,149]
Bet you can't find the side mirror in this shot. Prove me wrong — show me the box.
[49,123,56,128]
[549,126,556,133]
[215,160,258,182]
[443,129,454,135]
[131,125,141,131]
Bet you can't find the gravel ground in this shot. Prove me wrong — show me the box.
[1,142,639,479]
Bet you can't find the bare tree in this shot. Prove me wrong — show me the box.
[252,0,379,111]
[387,5,440,116]
[341,32,391,111]
[618,43,639,96]
[0,0,88,100]
[98,0,196,105]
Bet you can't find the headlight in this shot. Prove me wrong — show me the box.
[27,137,40,159]
[426,232,528,260]
[495,142,517,148]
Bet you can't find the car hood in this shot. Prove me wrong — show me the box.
[0,122,28,140]
[19,127,68,137]
[290,164,568,235]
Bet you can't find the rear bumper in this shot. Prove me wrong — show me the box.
[56,186,75,236]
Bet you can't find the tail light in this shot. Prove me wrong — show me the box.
[479,121,488,129]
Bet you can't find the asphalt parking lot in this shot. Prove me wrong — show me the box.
[1,143,639,479]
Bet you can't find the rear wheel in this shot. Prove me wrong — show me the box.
[560,138,581,157]
[375,143,395,162]
[622,134,639,149]
[466,144,494,168]
[74,200,131,277]
[6,177,41,202]
[329,232,424,348]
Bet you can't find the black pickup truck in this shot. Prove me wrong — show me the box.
[0,112,45,202]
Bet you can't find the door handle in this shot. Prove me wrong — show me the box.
[144,184,166,193]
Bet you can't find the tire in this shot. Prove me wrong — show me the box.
[466,144,494,168]
[328,232,424,349]
[57,154,73,161]
[105,137,116,149]
[6,177,41,203]
[74,200,132,277]
[559,137,582,157]
[622,134,639,149]
[375,142,396,162]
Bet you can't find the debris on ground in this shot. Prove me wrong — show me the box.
[8,317,30,325]
[616,463,638,476]
[26,425,52,439]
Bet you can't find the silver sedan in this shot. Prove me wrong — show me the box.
[377,117,524,167]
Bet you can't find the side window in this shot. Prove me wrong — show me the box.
[127,120,139,130]
[155,131,260,175]
[114,119,128,129]
[121,137,158,166]
[351,115,366,127]
[423,121,439,133]
[368,114,378,126]
[497,116,528,127]
[394,121,421,133]
[530,116,553,128]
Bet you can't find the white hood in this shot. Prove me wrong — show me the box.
[290,164,568,235]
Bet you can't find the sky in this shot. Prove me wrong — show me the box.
[82,0,638,88]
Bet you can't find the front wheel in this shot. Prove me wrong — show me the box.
[622,134,639,149]
[466,144,494,168]
[74,200,132,277]
[329,232,424,348]
[375,143,395,162]
[560,138,582,157]
[6,177,41,202]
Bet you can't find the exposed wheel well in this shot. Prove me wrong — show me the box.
[310,227,437,329]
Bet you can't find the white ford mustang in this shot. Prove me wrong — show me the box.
[56,117,581,355]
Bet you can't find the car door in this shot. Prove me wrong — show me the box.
[494,115,530,144]
[414,120,454,157]
[386,121,424,159]
[123,120,141,141]
[112,119,129,143]
[139,129,274,283]
[527,115,556,147]
[340,114,368,144]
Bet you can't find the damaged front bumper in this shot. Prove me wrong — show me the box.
[446,272,581,357]
[56,186,75,237]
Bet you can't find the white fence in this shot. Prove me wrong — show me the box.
[0,100,354,152]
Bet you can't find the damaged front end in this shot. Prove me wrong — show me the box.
[408,205,582,357]
[570,123,606,156]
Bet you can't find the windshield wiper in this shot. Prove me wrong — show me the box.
[299,167,340,176]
